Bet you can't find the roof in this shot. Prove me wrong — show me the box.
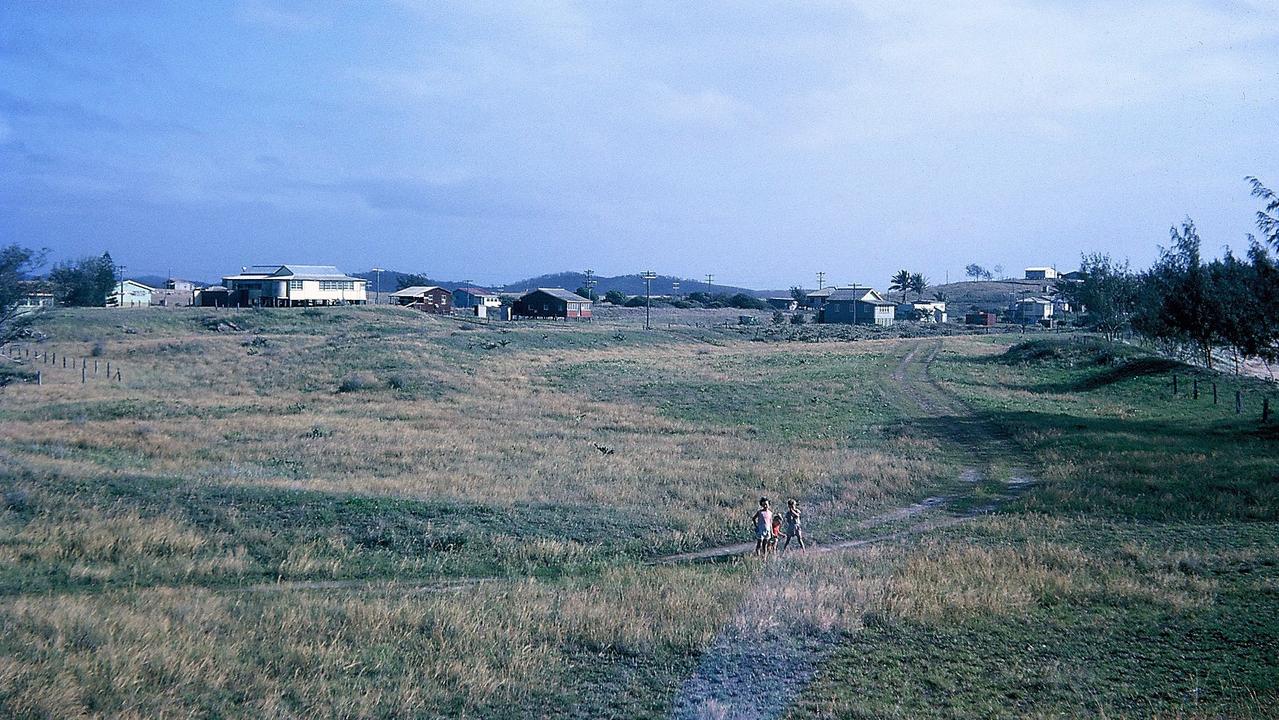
[1016,296,1054,304]
[524,287,591,303]
[805,287,836,297]
[454,286,497,296]
[224,265,363,281]
[826,287,892,305]
[117,280,156,291]
[390,285,444,297]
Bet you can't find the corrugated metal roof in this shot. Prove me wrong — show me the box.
[525,287,591,303]
[274,265,351,278]
[825,287,892,304]
[391,286,443,296]
[455,286,497,296]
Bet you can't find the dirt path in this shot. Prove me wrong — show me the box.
[668,338,1035,720]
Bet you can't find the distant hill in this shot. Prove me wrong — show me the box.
[351,269,767,297]
[130,274,214,289]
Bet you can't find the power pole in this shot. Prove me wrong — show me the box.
[641,271,657,330]
[671,280,680,298]
[705,274,714,293]
[816,271,825,290]
[583,269,597,301]
[371,267,383,305]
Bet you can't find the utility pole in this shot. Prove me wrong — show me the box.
[583,269,597,301]
[641,271,657,330]
[816,271,825,290]
[371,267,383,305]
[114,264,126,307]
[671,280,680,298]
[705,274,714,293]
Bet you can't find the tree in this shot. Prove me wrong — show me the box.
[1246,176,1279,250]
[1133,220,1223,367]
[889,269,911,302]
[395,273,431,290]
[965,263,986,282]
[908,272,928,302]
[603,289,626,305]
[49,252,116,307]
[727,293,766,310]
[932,291,949,303]
[1059,253,1135,341]
[789,286,806,304]
[992,264,1005,280]
[1,245,47,344]
[574,286,598,301]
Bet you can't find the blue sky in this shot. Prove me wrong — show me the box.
[1,1,1276,288]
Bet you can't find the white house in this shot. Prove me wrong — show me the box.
[1011,297,1054,323]
[107,280,155,308]
[1024,267,1059,280]
[899,301,948,323]
[221,265,367,307]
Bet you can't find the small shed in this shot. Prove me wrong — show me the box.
[391,286,453,314]
[965,311,997,326]
[197,286,231,307]
[766,297,798,311]
[513,288,592,319]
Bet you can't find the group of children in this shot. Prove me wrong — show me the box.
[751,497,805,557]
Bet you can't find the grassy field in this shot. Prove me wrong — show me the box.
[1,308,1275,718]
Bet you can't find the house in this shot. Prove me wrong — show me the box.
[804,287,836,309]
[220,265,367,307]
[965,311,997,326]
[390,286,453,314]
[151,278,197,307]
[15,282,54,315]
[453,286,501,310]
[1058,270,1085,283]
[818,287,895,326]
[1024,267,1059,280]
[766,297,798,311]
[1011,297,1054,323]
[107,280,155,308]
[898,301,948,323]
[512,288,592,319]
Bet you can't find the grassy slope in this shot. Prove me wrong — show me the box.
[789,336,1279,719]
[0,307,956,718]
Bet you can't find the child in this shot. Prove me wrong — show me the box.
[770,514,783,553]
[752,497,773,557]
[783,499,805,550]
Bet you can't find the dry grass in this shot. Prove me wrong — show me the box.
[0,565,746,719]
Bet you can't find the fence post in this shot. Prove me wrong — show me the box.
[36,371,41,385]
[1236,390,1243,415]
[1212,382,1218,405]
[106,361,111,377]
[62,356,66,369]
[115,369,121,382]
[81,366,86,383]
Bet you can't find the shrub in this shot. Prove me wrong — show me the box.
[603,290,627,305]
[772,311,785,324]
[791,313,806,325]
[90,341,106,357]
[386,373,413,390]
[727,293,767,310]
[338,372,379,392]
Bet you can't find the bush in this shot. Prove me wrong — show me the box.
[603,290,627,305]
[623,295,649,308]
[386,373,413,390]
[338,372,379,392]
[772,311,786,324]
[791,313,806,325]
[727,293,767,310]
[90,341,106,357]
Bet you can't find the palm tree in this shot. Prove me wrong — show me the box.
[932,290,949,303]
[889,269,911,302]
[908,273,928,302]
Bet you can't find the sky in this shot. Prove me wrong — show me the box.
[1,1,1277,288]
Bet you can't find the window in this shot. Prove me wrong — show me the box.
[289,280,304,290]
[319,280,355,291]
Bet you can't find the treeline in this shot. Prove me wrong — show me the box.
[1063,177,1279,368]
[591,288,769,310]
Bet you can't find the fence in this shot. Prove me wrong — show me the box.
[1169,373,1275,423]
[1,343,124,386]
